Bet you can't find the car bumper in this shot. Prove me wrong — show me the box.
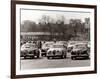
[71,55,89,59]
[47,54,65,57]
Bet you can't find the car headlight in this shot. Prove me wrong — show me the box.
[78,50,81,53]
[21,50,27,53]
[53,50,56,54]
[57,51,61,54]
[62,50,65,54]
[57,50,59,53]
[48,51,52,54]
[35,49,39,53]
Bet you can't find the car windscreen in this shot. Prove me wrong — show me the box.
[22,43,37,48]
[74,44,86,49]
[52,45,64,48]
[44,43,53,47]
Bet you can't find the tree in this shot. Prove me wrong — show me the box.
[69,19,83,36]
[38,15,55,40]
[21,20,37,32]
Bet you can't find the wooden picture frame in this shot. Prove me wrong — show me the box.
[11,0,97,79]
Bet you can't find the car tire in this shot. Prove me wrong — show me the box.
[71,57,75,60]
[86,56,89,59]
[37,50,40,58]
[62,55,66,59]
[31,56,34,59]
[24,56,26,59]
[64,55,66,59]
[61,56,63,59]
[47,57,50,59]
[44,53,46,57]
[47,57,52,59]
[71,57,73,60]
[37,55,39,58]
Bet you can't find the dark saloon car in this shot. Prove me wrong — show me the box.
[21,43,40,59]
[41,42,54,57]
[71,43,89,60]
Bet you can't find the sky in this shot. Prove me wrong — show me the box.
[21,9,91,24]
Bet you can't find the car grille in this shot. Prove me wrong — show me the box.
[53,50,56,55]
[29,51,33,54]
[48,50,62,55]
[71,50,88,55]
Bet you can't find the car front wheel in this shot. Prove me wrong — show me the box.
[71,57,75,60]
[47,57,52,59]
[47,57,50,59]
[63,55,66,58]
[24,56,27,59]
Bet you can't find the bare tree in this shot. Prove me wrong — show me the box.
[21,20,37,32]
[56,16,66,40]
[38,15,55,40]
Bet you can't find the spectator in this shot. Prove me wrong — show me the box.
[53,38,56,43]
[37,41,42,49]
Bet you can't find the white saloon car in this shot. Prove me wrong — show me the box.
[47,44,67,59]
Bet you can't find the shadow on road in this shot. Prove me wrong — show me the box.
[20,57,44,60]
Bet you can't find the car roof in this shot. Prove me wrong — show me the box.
[23,43,36,46]
[53,43,64,46]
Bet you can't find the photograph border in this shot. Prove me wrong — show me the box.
[11,0,97,79]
